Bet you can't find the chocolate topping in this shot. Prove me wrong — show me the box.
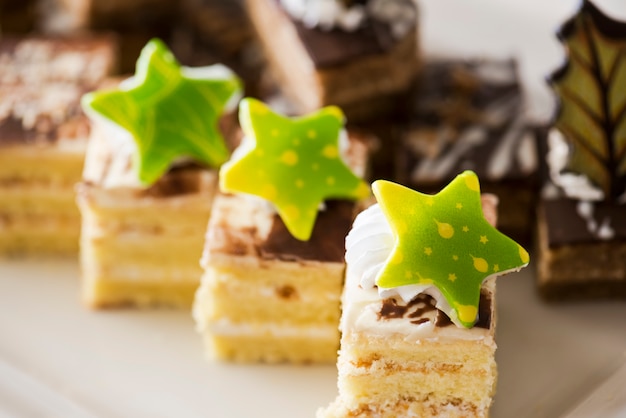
[276,0,415,69]
[142,163,207,197]
[0,36,117,147]
[0,36,117,86]
[377,289,492,330]
[399,59,535,186]
[208,196,357,264]
[542,197,626,247]
[293,20,396,68]
[260,200,356,263]
[0,84,89,147]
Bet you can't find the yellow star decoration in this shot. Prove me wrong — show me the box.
[373,171,530,328]
[220,98,370,241]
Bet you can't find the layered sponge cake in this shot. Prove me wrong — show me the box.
[319,172,529,416]
[77,39,241,307]
[77,133,219,307]
[194,195,358,363]
[194,98,370,363]
[0,36,117,255]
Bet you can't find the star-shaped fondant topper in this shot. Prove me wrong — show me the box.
[82,38,242,186]
[220,98,370,241]
[373,171,529,328]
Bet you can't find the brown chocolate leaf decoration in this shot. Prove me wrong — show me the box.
[549,0,626,201]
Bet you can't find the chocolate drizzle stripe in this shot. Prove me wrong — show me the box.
[377,289,492,330]
[401,59,535,186]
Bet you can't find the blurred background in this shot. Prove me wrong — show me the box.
[1,0,625,122]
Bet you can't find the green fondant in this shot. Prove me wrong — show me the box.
[373,171,529,328]
[82,38,242,186]
[220,98,369,241]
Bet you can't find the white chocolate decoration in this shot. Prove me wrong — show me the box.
[547,128,604,202]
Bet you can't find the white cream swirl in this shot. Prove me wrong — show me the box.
[345,203,463,326]
[346,193,504,328]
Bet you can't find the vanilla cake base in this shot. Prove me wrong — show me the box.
[0,36,117,256]
[77,166,216,308]
[319,272,497,418]
[0,143,85,255]
[194,193,356,363]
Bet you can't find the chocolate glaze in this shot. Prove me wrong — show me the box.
[276,0,415,69]
[542,197,626,247]
[0,98,88,147]
[0,36,116,146]
[142,163,207,197]
[399,59,535,185]
[0,87,89,147]
[260,200,356,263]
[293,19,395,69]
[377,289,492,330]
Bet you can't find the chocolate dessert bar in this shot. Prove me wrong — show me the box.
[537,191,626,299]
[396,59,538,243]
[536,0,626,299]
[0,36,117,255]
[245,0,419,120]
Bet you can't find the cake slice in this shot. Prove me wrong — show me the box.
[0,36,117,255]
[319,171,529,417]
[245,0,419,120]
[536,0,626,300]
[77,39,242,307]
[193,98,370,363]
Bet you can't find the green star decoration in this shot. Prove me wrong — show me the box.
[373,171,529,328]
[82,38,242,186]
[220,98,370,241]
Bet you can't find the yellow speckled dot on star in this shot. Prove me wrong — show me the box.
[220,98,369,241]
[373,171,530,328]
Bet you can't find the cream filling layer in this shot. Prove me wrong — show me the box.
[202,318,338,340]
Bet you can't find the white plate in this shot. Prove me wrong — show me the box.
[1,261,625,418]
[3,0,626,416]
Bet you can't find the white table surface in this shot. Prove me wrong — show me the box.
[2,0,626,416]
